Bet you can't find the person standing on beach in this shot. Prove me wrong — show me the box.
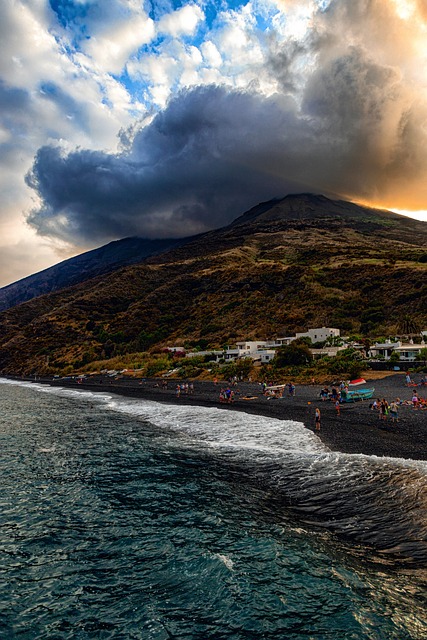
[412,391,419,408]
[389,400,398,423]
[335,399,340,416]
[379,398,388,420]
[315,407,321,431]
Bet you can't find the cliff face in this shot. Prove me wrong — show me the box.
[0,194,426,374]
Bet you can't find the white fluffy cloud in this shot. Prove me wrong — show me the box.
[158,4,204,38]
[84,14,155,75]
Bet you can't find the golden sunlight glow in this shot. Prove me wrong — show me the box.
[350,198,427,223]
[391,208,427,222]
[392,0,417,20]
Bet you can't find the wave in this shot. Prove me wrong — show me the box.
[2,377,427,567]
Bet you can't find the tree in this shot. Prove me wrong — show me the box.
[325,348,364,378]
[221,358,254,380]
[398,315,421,338]
[274,341,313,367]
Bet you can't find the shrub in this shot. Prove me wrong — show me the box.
[220,358,254,380]
[274,341,313,367]
[144,356,171,377]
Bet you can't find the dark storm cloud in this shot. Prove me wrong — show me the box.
[26,85,312,243]
[25,0,427,243]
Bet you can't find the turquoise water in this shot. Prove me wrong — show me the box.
[1,379,426,639]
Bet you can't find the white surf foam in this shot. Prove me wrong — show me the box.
[0,377,325,456]
[2,378,426,473]
[104,394,327,456]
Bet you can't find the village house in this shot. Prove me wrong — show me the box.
[223,328,342,363]
[259,350,277,363]
[295,327,341,343]
[171,327,427,366]
[369,340,426,362]
[369,341,397,360]
[222,341,267,361]
[395,344,426,361]
[310,346,348,359]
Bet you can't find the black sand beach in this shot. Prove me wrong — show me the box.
[31,373,427,462]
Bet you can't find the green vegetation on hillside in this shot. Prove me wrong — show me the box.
[0,196,426,375]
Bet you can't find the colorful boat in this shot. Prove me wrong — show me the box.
[341,388,375,402]
[349,378,366,386]
[264,384,287,398]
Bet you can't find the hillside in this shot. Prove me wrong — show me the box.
[0,236,193,312]
[0,194,426,374]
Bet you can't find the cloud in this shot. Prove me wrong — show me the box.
[0,0,144,284]
[26,0,427,245]
[84,12,155,74]
[3,0,427,288]
[26,86,306,243]
[158,4,204,38]
[0,217,77,288]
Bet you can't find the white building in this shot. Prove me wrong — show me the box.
[311,346,347,359]
[259,350,277,363]
[295,327,340,343]
[225,341,276,363]
[394,344,425,361]
[234,341,269,356]
[264,337,295,348]
[223,331,343,363]
[224,348,240,361]
[370,341,425,361]
[369,341,398,359]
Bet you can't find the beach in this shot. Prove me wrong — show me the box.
[38,372,427,462]
[3,376,427,638]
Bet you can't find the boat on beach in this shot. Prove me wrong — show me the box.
[341,388,375,402]
[349,378,367,386]
[264,384,287,398]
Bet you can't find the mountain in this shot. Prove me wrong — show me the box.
[0,194,426,375]
[0,236,194,312]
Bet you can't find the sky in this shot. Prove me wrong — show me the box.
[1,0,427,287]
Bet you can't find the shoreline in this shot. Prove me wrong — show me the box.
[7,373,427,462]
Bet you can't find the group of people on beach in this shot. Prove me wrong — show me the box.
[405,371,426,387]
[313,374,427,431]
[369,398,400,422]
[175,382,194,396]
[319,380,349,403]
[370,390,427,420]
[219,387,235,403]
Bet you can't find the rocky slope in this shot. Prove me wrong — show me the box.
[0,236,193,312]
[0,194,426,374]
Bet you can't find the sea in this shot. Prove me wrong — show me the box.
[1,378,426,640]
